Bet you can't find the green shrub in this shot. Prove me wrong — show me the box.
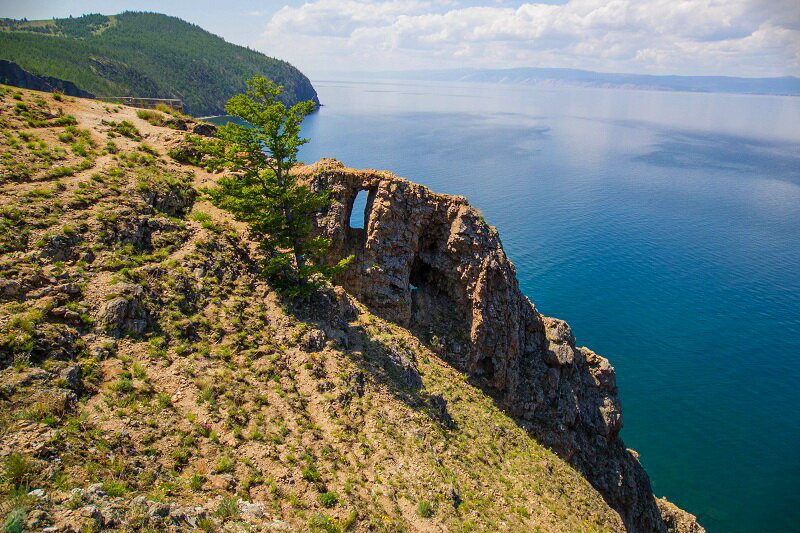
[112,377,134,393]
[189,473,204,491]
[138,142,158,155]
[156,394,173,410]
[110,120,140,138]
[171,447,191,468]
[103,481,127,497]
[215,455,234,473]
[416,500,434,518]
[301,463,322,482]
[214,497,239,519]
[2,453,33,488]
[136,109,164,126]
[47,166,75,178]
[71,140,89,156]
[50,115,77,127]
[318,491,338,508]
[2,507,25,533]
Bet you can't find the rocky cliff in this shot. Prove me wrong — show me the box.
[0,86,701,532]
[0,85,633,532]
[301,159,704,533]
[0,60,95,98]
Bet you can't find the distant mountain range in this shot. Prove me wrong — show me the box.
[357,67,800,96]
[0,12,319,115]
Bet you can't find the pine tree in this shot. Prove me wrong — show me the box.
[204,77,350,295]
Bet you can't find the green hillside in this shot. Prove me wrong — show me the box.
[0,12,319,115]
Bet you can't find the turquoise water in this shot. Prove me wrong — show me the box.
[214,80,800,532]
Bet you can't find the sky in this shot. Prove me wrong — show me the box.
[1,0,798,78]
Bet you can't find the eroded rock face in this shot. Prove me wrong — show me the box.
[301,159,702,533]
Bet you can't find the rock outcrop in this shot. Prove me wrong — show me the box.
[1,88,638,532]
[301,158,703,533]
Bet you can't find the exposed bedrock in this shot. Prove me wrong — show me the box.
[301,159,703,533]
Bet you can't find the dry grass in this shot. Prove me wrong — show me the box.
[0,85,624,532]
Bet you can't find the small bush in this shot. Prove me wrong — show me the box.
[189,473,204,491]
[71,140,90,157]
[302,463,322,482]
[309,512,356,533]
[2,507,25,533]
[318,491,338,508]
[112,377,134,393]
[111,120,140,139]
[50,115,77,127]
[136,109,164,126]
[157,394,173,410]
[214,497,239,519]
[171,447,191,468]
[2,453,33,488]
[416,501,434,518]
[46,166,75,178]
[138,142,159,155]
[215,455,235,473]
[103,481,127,497]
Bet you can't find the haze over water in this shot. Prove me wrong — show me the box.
[224,79,800,532]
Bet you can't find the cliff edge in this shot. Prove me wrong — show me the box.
[0,86,700,532]
[300,159,704,533]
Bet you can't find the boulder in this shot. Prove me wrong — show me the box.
[60,365,83,391]
[427,394,456,429]
[39,234,81,262]
[163,117,188,131]
[192,122,217,137]
[94,286,149,337]
[0,279,21,297]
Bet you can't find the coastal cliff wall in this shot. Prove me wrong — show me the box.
[301,159,704,533]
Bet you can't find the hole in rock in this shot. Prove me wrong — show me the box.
[409,255,433,290]
[476,356,495,378]
[349,189,370,229]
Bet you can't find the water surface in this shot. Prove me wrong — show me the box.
[214,80,800,532]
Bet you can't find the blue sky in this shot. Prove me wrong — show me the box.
[1,0,798,77]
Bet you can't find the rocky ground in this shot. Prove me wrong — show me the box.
[0,86,636,532]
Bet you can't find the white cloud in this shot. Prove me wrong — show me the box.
[253,0,800,76]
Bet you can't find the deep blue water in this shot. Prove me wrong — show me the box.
[214,80,800,532]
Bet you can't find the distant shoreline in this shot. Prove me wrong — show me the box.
[335,67,800,98]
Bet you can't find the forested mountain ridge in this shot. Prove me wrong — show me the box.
[0,12,319,115]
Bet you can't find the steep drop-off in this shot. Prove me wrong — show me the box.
[300,160,704,533]
[0,86,701,532]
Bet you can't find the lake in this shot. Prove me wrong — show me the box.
[215,79,800,532]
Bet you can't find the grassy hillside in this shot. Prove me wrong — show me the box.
[0,12,319,116]
[0,86,625,532]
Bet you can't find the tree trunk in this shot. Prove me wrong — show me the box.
[277,164,305,270]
